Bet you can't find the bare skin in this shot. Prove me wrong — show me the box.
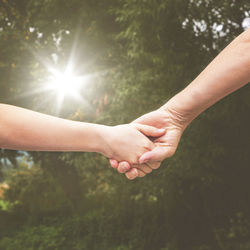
[110,28,250,179]
[0,104,165,164]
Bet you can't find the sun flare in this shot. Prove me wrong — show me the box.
[42,65,89,114]
[47,68,82,99]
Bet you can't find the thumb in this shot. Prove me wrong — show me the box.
[139,146,173,164]
[135,124,166,138]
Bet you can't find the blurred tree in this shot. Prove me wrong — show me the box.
[0,0,249,249]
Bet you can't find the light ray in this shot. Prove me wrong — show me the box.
[15,33,112,114]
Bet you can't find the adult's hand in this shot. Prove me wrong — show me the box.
[110,28,250,179]
[110,104,190,179]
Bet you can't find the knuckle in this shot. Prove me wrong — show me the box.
[143,169,151,174]
[152,162,161,169]
[146,167,152,173]
[118,167,125,173]
[120,164,130,173]
[167,148,176,158]
[140,165,152,173]
[126,173,136,180]
[138,170,146,177]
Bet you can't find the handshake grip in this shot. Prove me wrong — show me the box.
[109,108,186,180]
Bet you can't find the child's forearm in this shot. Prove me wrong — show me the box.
[0,104,105,152]
[164,29,250,123]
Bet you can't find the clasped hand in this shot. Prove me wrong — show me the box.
[106,105,189,180]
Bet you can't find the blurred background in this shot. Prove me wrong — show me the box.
[0,0,250,249]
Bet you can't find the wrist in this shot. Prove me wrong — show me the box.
[160,95,197,129]
[92,124,113,157]
[78,123,110,155]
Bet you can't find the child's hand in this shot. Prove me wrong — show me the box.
[100,124,165,164]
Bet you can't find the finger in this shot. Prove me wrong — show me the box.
[125,168,139,180]
[137,169,146,178]
[109,159,119,168]
[117,161,131,173]
[135,164,152,174]
[139,146,173,164]
[135,124,166,138]
[146,161,161,170]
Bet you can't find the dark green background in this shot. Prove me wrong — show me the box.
[0,0,250,249]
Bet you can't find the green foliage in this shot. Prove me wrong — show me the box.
[0,225,65,250]
[0,200,10,211]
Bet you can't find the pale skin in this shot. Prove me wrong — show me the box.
[1,29,249,176]
[0,104,166,163]
[110,28,250,180]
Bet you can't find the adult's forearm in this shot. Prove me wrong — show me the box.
[0,104,104,152]
[164,29,250,124]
